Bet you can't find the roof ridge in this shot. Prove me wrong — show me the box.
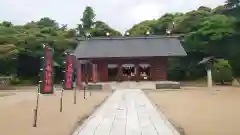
[80,34,184,41]
[74,35,187,58]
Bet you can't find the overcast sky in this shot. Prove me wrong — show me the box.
[1,0,225,33]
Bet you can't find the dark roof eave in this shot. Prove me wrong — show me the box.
[81,34,185,41]
[76,55,187,59]
[74,36,187,58]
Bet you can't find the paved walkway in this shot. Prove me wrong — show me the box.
[73,89,180,135]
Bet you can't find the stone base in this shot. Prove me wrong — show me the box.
[155,81,181,89]
[86,84,103,90]
[0,84,14,90]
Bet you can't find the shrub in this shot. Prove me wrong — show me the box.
[212,59,233,84]
[10,77,36,85]
[10,77,21,85]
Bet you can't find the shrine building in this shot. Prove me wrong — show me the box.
[73,35,187,82]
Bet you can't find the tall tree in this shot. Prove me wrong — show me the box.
[213,6,228,14]
[197,6,212,12]
[90,21,122,36]
[174,10,212,34]
[225,0,240,8]
[81,6,96,30]
[37,17,58,28]
[0,21,13,27]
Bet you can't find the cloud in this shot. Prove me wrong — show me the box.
[0,0,225,33]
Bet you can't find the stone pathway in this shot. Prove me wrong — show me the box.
[73,89,180,135]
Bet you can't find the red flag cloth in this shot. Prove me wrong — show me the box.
[65,55,74,90]
[43,46,54,94]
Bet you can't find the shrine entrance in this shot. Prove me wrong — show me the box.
[108,64,118,81]
[81,57,169,82]
[122,64,136,81]
[106,63,152,81]
[139,64,151,80]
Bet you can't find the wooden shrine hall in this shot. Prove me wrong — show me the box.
[73,36,187,82]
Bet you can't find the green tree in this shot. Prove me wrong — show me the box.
[0,2,240,82]
[77,7,121,37]
[127,4,240,80]
[0,21,13,27]
[127,20,156,36]
[0,7,120,82]
[212,59,233,84]
[0,44,18,75]
[37,17,58,28]
[90,21,121,36]
[76,24,85,36]
[195,14,236,41]
[174,10,212,34]
[81,6,96,30]
[184,14,236,56]
[197,6,212,12]
[213,5,228,14]
[225,0,240,8]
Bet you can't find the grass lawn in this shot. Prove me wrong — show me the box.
[0,90,110,135]
[147,87,240,135]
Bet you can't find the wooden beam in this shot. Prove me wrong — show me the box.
[117,64,122,82]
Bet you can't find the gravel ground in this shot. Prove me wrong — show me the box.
[147,87,240,135]
[0,90,110,135]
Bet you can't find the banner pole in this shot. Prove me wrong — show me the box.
[83,63,87,99]
[32,44,54,127]
[61,52,67,112]
[32,48,45,127]
[74,86,77,104]
[60,80,64,112]
[73,56,77,104]
[84,83,86,99]
[33,83,41,127]
[60,88,64,112]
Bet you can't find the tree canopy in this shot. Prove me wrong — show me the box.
[127,3,240,80]
[81,6,96,30]
[0,6,121,82]
[225,0,240,8]
[0,2,240,83]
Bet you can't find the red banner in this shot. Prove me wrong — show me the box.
[40,45,54,94]
[64,54,74,90]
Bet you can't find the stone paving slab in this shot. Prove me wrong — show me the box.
[73,89,180,135]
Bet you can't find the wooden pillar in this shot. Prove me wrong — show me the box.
[92,64,98,83]
[76,60,82,89]
[162,58,168,80]
[117,64,122,82]
[135,63,140,82]
[206,63,213,88]
[149,64,152,81]
[150,60,158,81]
[150,58,168,81]
[97,61,108,82]
[84,63,91,82]
[84,64,88,84]
[165,57,168,80]
[207,69,212,87]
